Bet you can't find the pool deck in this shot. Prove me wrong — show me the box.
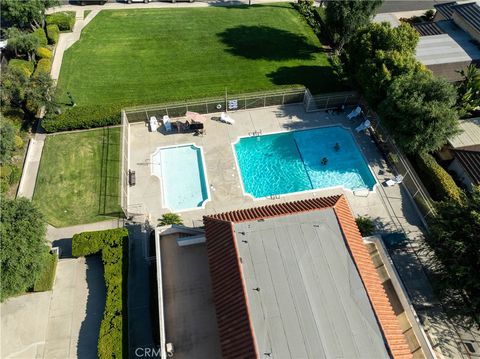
[128,104,416,234]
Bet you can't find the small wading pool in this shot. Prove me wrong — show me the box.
[234,126,376,198]
[151,144,209,211]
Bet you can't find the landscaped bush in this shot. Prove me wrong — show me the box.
[414,153,464,204]
[36,47,53,59]
[33,58,52,78]
[33,252,58,292]
[294,0,322,35]
[72,228,128,359]
[8,59,34,78]
[42,105,121,133]
[355,216,375,237]
[46,12,75,31]
[33,28,48,47]
[46,24,60,44]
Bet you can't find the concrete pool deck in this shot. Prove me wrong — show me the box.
[128,104,410,232]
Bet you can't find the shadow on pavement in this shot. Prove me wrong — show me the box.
[77,255,106,359]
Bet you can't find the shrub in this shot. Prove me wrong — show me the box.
[14,135,24,149]
[46,24,60,44]
[33,252,58,292]
[355,216,375,237]
[159,213,183,226]
[415,153,464,204]
[295,0,322,35]
[33,28,48,47]
[46,12,75,31]
[36,47,53,59]
[42,104,121,133]
[33,58,52,78]
[8,59,34,78]
[72,228,128,359]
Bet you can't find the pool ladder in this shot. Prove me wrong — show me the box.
[269,195,281,200]
[248,130,262,137]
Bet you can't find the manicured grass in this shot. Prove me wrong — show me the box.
[56,4,341,108]
[33,253,58,292]
[34,128,122,227]
[84,10,91,19]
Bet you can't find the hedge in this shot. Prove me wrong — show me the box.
[33,28,48,47]
[33,58,52,78]
[47,24,60,44]
[72,228,128,359]
[9,59,34,78]
[36,47,53,59]
[33,252,58,292]
[42,105,121,133]
[294,0,323,36]
[415,153,464,204]
[46,12,75,31]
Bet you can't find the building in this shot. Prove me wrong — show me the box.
[449,149,480,189]
[203,195,426,358]
[412,1,480,81]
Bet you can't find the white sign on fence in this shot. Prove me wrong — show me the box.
[228,100,238,110]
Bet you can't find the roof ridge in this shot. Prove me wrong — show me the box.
[204,195,342,223]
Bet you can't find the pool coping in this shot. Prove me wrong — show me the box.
[230,124,378,202]
[151,143,212,213]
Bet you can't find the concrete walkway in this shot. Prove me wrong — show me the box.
[50,9,100,81]
[16,134,46,199]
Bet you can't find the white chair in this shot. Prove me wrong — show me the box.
[149,116,159,132]
[385,175,404,187]
[220,112,235,125]
[163,115,172,132]
[355,119,371,133]
[347,106,362,120]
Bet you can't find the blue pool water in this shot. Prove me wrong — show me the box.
[234,126,376,198]
[151,145,209,211]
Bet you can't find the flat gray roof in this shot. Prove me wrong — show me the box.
[234,210,390,359]
[416,20,480,65]
[449,117,480,148]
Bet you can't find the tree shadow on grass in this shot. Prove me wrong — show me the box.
[268,65,347,94]
[218,25,319,61]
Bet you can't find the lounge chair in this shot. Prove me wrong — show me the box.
[163,115,172,132]
[149,116,159,132]
[355,119,371,133]
[347,106,362,120]
[385,175,404,187]
[220,112,235,125]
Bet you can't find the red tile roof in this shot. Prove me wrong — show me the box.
[204,195,412,359]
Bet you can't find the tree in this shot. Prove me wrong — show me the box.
[379,71,460,154]
[0,65,29,109]
[0,120,17,164]
[1,0,59,30]
[325,0,383,52]
[0,198,49,301]
[1,64,56,116]
[5,27,39,61]
[158,213,183,226]
[457,64,480,118]
[25,72,57,114]
[425,186,480,329]
[345,22,421,106]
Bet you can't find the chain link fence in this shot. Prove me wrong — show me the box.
[123,87,306,123]
[303,88,360,112]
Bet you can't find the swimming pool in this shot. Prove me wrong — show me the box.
[151,144,210,211]
[234,126,376,198]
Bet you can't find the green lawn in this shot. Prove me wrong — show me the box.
[56,4,341,107]
[34,128,122,227]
